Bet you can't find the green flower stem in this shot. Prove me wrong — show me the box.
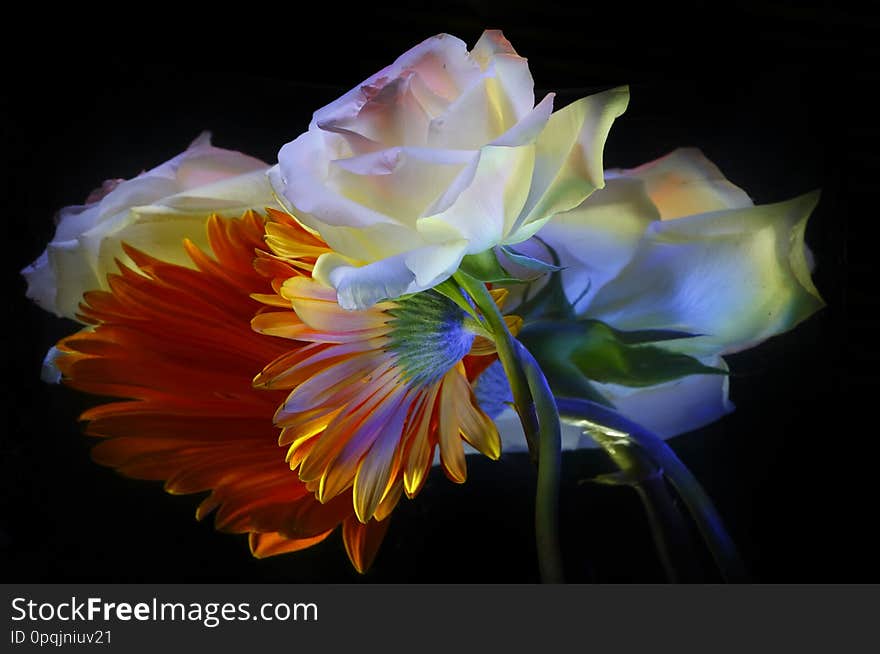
[453,271,563,583]
[453,272,539,455]
[557,397,749,582]
[515,341,565,584]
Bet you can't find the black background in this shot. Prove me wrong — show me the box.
[2,1,877,583]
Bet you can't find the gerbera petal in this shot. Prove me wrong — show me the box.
[373,480,404,522]
[52,212,377,568]
[438,372,468,483]
[342,515,393,574]
[403,387,441,498]
[297,367,401,485]
[283,276,394,330]
[352,391,412,522]
[455,384,501,460]
[249,530,334,559]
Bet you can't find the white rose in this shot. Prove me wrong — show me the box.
[22,132,274,320]
[492,148,824,446]
[270,30,629,309]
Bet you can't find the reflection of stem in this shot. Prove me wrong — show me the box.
[558,397,749,582]
[590,428,700,582]
[634,479,683,582]
[454,271,563,583]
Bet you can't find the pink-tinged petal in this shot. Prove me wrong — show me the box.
[327,147,474,225]
[275,128,402,231]
[620,148,753,219]
[331,73,432,149]
[314,34,481,132]
[165,131,268,191]
[471,30,535,122]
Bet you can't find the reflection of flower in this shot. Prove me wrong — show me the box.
[490,148,825,446]
[22,133,273,320]
[270,30,629,309]
[54,208,504,571]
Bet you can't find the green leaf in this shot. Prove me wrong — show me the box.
[517,322,612,405]
[612,327,703,345]
[458,250,522,284]
[519,319,726,389]
[503,238,575,322]
[569,321,724,386]
[500,245,564,273]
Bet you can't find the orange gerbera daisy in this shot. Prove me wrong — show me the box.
[54,208,509,572]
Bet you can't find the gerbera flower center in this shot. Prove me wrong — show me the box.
[385,290,475,386]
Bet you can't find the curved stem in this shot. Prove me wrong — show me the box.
[557,397,749,582]
[454,271,563,582]
[516,341,564,583]
[453,272,539,455]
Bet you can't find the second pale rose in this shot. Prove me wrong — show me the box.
[270,30,629,309]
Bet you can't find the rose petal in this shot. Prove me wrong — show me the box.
[471,30,535,122]
[327,147,474,226]
[313,239,469,310]
[313,34,481,148]
[586,191,825,355]
[427,77,505,149]
[418,144,536,254]
[275,128,401,231]
[532,175,659,313]
[509,85,630,242]
[589,355,734,438]
[24,134,271,321]
[491,93,554,147]
[619,147,754,219]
